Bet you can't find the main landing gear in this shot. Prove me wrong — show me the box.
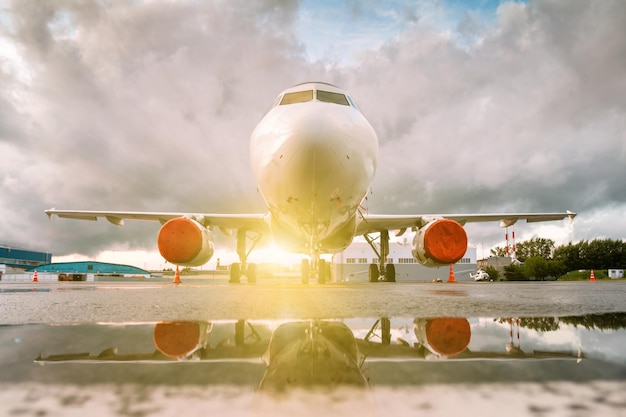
[229,229,263,284]
[364,230,396,282]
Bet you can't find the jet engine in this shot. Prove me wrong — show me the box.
[157,218,215,267]
[412,218,467,267]
[153,321,208,359]
[414,318,471,358]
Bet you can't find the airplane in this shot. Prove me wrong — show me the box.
[45,82,576,284]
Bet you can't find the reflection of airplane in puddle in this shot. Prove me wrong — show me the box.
[36,319,369,390]
[36,317,585,374]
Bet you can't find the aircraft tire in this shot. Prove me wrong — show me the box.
[301,259,310,284]
[229,263,241,284]
[247,263,257,284]
[318,259,326,284]
[385,264,396,282]
[369,264,379,282]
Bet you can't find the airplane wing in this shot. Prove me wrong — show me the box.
[44,209,271,234]
[355,211,576,235]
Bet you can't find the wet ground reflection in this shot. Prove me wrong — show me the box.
[14,314,625,380]
[1,313,625,415]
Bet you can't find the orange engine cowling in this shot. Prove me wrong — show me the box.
[414,318,471,358]
[157,218,215,267]
[412,218,467,267]
[153,321,207,359]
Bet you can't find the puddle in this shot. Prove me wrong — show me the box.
[1,313,624,416]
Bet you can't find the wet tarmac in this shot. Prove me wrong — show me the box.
[1,279,625,416]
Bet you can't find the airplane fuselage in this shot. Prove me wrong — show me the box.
[250,83,378,255]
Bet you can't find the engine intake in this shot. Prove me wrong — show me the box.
[412,218,467,267]
[157,218,214,267]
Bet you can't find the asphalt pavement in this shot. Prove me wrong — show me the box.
[0,279,624,417]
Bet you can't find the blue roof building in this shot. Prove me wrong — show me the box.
[27,261,149,275]
[0,245,52,270]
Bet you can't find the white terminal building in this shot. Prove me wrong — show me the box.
[331,237,477,282]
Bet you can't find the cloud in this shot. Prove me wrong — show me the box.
[0,0,624,262]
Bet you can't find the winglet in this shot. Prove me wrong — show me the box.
[567,210,577,223]
[45,208,55,220]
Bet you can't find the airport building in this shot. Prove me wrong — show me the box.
[0,245,52,274]
[332,239,477,282]
[1,261,150,282]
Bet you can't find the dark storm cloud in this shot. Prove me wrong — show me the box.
[0,0,624,259]
[1,0,317,255]
[355,0,626,247]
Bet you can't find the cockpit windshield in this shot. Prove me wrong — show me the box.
[279,89,354,109]
[317,90,350,106]
[280,90,314,105]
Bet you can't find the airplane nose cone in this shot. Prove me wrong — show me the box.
[275,102,355,138]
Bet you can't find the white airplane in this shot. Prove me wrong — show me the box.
[46,82,576,284]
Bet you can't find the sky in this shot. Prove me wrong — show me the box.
[1,0,625,269]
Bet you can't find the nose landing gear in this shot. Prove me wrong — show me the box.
[301,257,332,284]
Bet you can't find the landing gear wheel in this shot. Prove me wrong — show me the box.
[318,259,327,284]
[385,264,396,282]
[229,263,241,284]
[381,317,391,345]
[301,259,310,284]
[247,263,257,284]
[369,264,379,282]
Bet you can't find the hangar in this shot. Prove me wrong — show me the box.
[27,261,150,281]
[332,240,477,282]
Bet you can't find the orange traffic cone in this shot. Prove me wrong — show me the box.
[32,270,38,282]
[590,270,595,282]
[447,264,456,283]
[172,265,181,284]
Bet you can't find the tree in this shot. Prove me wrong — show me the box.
[490,246,507,257]
[553,242,582,272]
[494,238,625,278]
[523,256,560,280]
[485,266,499,281]
[503,264,527,281]
[554,239,626,272]
[516,237,555,261]
[585,238,626,269]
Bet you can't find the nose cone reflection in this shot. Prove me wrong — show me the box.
[258,321,368,391]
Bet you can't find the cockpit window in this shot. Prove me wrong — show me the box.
[317,90,350,106]
[280,90,314,105]
[346,95,360,111]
